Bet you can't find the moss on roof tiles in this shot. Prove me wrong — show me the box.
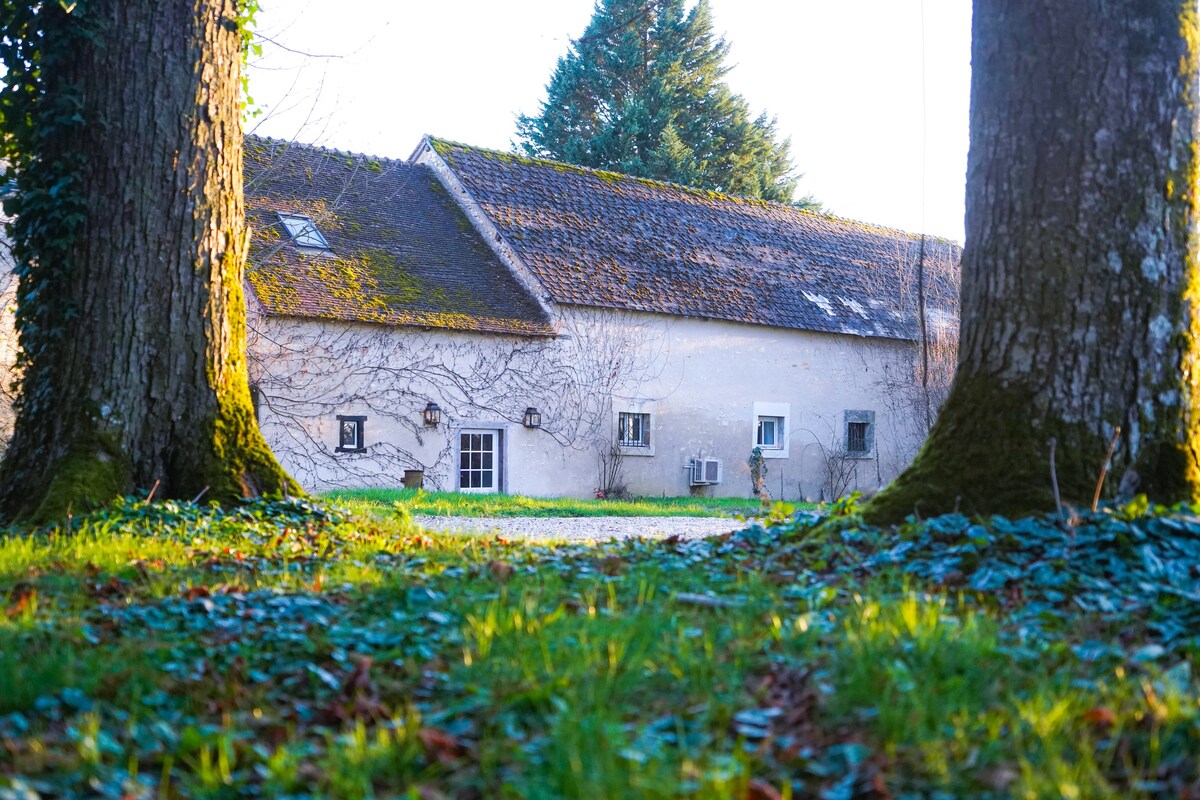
[428,137,961,340]
[243,136,554,337]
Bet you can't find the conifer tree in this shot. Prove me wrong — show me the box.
[517,0,817,207]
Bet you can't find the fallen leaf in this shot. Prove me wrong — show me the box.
[418,727,468,764]
[745,779,782,800]
[599,556,627,575]
[184,585,211,601]
[6,584,36,617]
[865,772,893,800]
[89,576,131,599]
[340,657,375,696]
[1082,706,1116,728]
[129,559,166,580]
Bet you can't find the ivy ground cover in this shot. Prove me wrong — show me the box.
[2,498,1200,798]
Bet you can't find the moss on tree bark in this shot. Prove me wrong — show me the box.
[864,1,1200,524]
[0,0,298,523]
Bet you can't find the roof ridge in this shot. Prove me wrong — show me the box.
[245,133,399,168]
[426,136,961,247]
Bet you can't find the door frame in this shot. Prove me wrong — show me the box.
[455,427,505,494]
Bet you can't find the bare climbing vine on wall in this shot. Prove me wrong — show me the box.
[247,307,670,491]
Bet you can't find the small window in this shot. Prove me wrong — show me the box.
[279,212,331,250]
[618,412,651,447]
[756,416,784,449]
[847,422,869,453]
[843,410,875,458]
[336,415,366,452]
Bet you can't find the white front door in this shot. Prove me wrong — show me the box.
[458,429,500,493]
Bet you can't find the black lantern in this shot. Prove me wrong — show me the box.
[423,401,442,427]
[523,407,542,428]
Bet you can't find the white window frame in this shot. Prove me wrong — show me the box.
[278,212,331,251]
[615,400,656,457]
[756,416,782,449]
[457,428,502,494]
[752,402,791,459]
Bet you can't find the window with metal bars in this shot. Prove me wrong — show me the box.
[617,412,651,447]
[843,410,875,458]
[847,421,869,454]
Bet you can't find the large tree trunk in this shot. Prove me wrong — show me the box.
[0,0,297,522]
[866,1,1199,522]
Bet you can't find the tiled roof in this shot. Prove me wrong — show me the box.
[243,137,554,336]
[429,138,960,340]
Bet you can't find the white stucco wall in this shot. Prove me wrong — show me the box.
[0,278,929,500]
[0,249,932,501]
[248,301,926,501]
[597,311,917,501]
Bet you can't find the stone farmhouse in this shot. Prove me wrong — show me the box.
[241,136,960,500]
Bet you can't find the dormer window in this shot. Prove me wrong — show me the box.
[278,212,331,251]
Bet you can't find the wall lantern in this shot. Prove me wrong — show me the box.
[423,401,442,427]
[523,407,542,429]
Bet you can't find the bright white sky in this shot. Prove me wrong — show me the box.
[249,1,972,242]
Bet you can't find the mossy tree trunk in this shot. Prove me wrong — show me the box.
[865,1,1200,522]
[0,0,298,522]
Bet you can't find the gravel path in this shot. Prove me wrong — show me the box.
[412,515,743,543]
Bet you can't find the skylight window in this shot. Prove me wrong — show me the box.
[278,212,331,251]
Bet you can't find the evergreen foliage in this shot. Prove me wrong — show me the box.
[516,0,817,208]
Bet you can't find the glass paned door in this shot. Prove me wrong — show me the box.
[459,430,499,493]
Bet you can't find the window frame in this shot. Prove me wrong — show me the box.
[847,421,869,454]
[756,416,783,449]
[843,410,876,459]
[617,411,651,448]
[457,428,502,494]
[752,402,791,459]
[614,402,656,457]
[278,212,332,251]
[336,415,366,453]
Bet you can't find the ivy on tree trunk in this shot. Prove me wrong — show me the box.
[865,1,1200,522]
[0,0,298,522]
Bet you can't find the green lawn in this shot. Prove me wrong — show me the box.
[1,496,1199,798]
[323,488,778,518]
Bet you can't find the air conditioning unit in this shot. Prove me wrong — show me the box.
[690,457,723,486]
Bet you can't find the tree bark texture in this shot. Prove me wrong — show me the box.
[866,1,1200,521]
[0,0,297,521]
